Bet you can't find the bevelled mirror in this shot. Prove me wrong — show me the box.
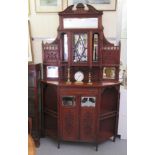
[63,18,98,29]
[93,33,99,62]
[62,96,75,106]
[47,66,59,78]
[62,33,68,62]
[103,67,116,79]
[81,97,96,107]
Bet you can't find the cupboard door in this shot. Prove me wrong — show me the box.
[61,96,79,141]
[80,97,96,141]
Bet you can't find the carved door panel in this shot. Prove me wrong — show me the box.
[80,97,96,141]
[61,96,79,141]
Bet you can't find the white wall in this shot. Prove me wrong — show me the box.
[117,0,127,139]
[118,86,127,139]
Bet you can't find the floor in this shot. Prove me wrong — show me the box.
[37,138,127,155]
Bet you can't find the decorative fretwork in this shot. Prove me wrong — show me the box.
[73,34,88,62]
[102,43,120,65]
[45,51,57,61]
[42,41,59,64]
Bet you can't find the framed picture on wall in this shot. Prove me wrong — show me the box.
[28,20,34,63]
[35,0,63,12]
[67,0,117,11]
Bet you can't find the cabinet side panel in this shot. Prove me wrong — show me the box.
[99,87,119,141]
[99,117,116,141]
[44,85,58,112]
[100,87,118,113]
[43,85,58,138]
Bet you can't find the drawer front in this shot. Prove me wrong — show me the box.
[60,88,98,96]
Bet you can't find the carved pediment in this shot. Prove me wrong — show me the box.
[59,3,102,16]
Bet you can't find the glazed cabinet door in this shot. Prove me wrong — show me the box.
[61,96,79,141]
[80,96,97,141]
[60,89,98,142]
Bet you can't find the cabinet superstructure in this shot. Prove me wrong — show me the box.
[41,3,121,150]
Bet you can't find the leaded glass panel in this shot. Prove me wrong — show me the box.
[73,33,88,62]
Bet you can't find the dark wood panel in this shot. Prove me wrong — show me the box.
[44,113,58,138]
[99,116,116,141]
[28,63,41,147]
[80,107,96,141]
[100,87,119,114]
[43,85,58,112]
[61,108,79,141]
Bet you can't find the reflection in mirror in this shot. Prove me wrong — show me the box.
[62,96,75,106]
[103,67,116,79]
[93,33,99,62]
[73,33,88,62]
[81,97,96,107]
[47,66,58,78]
[63,34,68,61]
[63,18,98,29]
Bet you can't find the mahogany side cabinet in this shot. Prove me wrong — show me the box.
[28,63,42,147]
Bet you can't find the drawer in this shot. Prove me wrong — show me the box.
[60,88,98,95]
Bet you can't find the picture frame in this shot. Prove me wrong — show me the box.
[28,20,34,63]
[67,0,117,11]
[35,0,63,12]
[28,0,30,16]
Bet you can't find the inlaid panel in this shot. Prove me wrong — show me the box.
[61,108,78,141]
[80,108,96,141]
[61,96,78,141]
[80,96,96,141]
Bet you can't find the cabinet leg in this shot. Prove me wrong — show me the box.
[34,138,40,147]
[95,143,98,151]
[57,141,60,149]
[113,136,116,142]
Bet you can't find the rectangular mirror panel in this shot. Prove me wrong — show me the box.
[47,66,58,78]
[63,18,98,29]
[103,67,116,79]
[93,33,99,62]
[81,97,96,107]
[62,96,75,106]
[63,34,68,61]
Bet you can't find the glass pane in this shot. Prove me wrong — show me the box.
[47,66,58,78]
[81,97,96,107]
[93,33,99,61]
[73,34,88,62]
[63,34,68,61]
[103,67,116,79]
[63,18,98,29]
[28,72,35,87]
[62,96,75,106]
